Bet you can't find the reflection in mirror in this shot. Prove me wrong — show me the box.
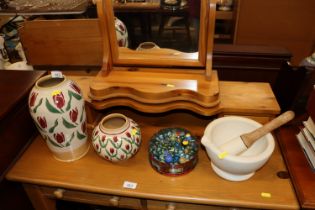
[100,0,213,68]
[113,0,200,53]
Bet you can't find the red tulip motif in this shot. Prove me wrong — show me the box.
[70,83,81,94]
[81,120,87,133]
[113,136,118,143]
[126,132,131,138]
[29,92,38,107]
[118,24,125,32]
[102,135,106,142]
[69,107,78,123]
[133,148,137,154]
[53,92,65,109]
[37,116,47,129]
[93,130,99,138]
[118,39,124,47]
[54,132,65,144]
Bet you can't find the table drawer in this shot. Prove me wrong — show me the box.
[40,186,142,209]
[147,200,254,210]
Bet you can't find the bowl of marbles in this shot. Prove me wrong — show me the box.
[149,127,199,176]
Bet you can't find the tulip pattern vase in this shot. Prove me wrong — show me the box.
[92,113,141,162]
[28,75,89,162]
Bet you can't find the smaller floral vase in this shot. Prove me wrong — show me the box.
[28,75,89,162]
[92,113,141,162]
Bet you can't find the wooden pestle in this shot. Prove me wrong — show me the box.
[219,111,295,155]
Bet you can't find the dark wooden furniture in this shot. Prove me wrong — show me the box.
[213,44,292,88]
[276,88,315,209]
[0,70,46,210]
[276,126,315,209]
[213,44,309,111]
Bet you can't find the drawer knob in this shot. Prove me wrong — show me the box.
[109,196,120,206]
[53,189,65,199]
[166,203,176,210]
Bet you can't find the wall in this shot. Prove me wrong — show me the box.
[235,0,315,66]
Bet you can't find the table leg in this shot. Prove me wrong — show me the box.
[23,184,56,210]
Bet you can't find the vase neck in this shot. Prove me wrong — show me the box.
[99,113,130,135]
[35,75,67,89]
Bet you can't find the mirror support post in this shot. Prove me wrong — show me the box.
[95,0,112,76]
[206,0,217,80]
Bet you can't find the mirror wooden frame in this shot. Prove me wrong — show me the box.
[96,0,216,78]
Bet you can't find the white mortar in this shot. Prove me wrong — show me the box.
[201,116,275,181]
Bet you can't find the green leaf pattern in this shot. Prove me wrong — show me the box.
[45,98,62,114]
[62,117,76,128]
[32,98,43,113]
[48,119,58,133]
[65,132,75,147]
[76,131,86,140]
[66,92,73,111]
[70,90,82,100]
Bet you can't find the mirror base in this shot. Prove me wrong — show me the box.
[89,70,220,114]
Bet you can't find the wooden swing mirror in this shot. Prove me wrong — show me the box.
[90,0,220,115]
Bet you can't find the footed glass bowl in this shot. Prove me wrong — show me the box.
[149,127,199,176]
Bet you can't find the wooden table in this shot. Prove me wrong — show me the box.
[6,74,299,210]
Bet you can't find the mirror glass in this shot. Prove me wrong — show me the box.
[113,0,200,53]
[105,0,207,68]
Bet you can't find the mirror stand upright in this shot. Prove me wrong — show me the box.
[89,0,220,116]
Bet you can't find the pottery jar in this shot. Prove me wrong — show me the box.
[92,113,141,162]
[136,42,160,51]
[115,17,129,47]
[28,75,89,162]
